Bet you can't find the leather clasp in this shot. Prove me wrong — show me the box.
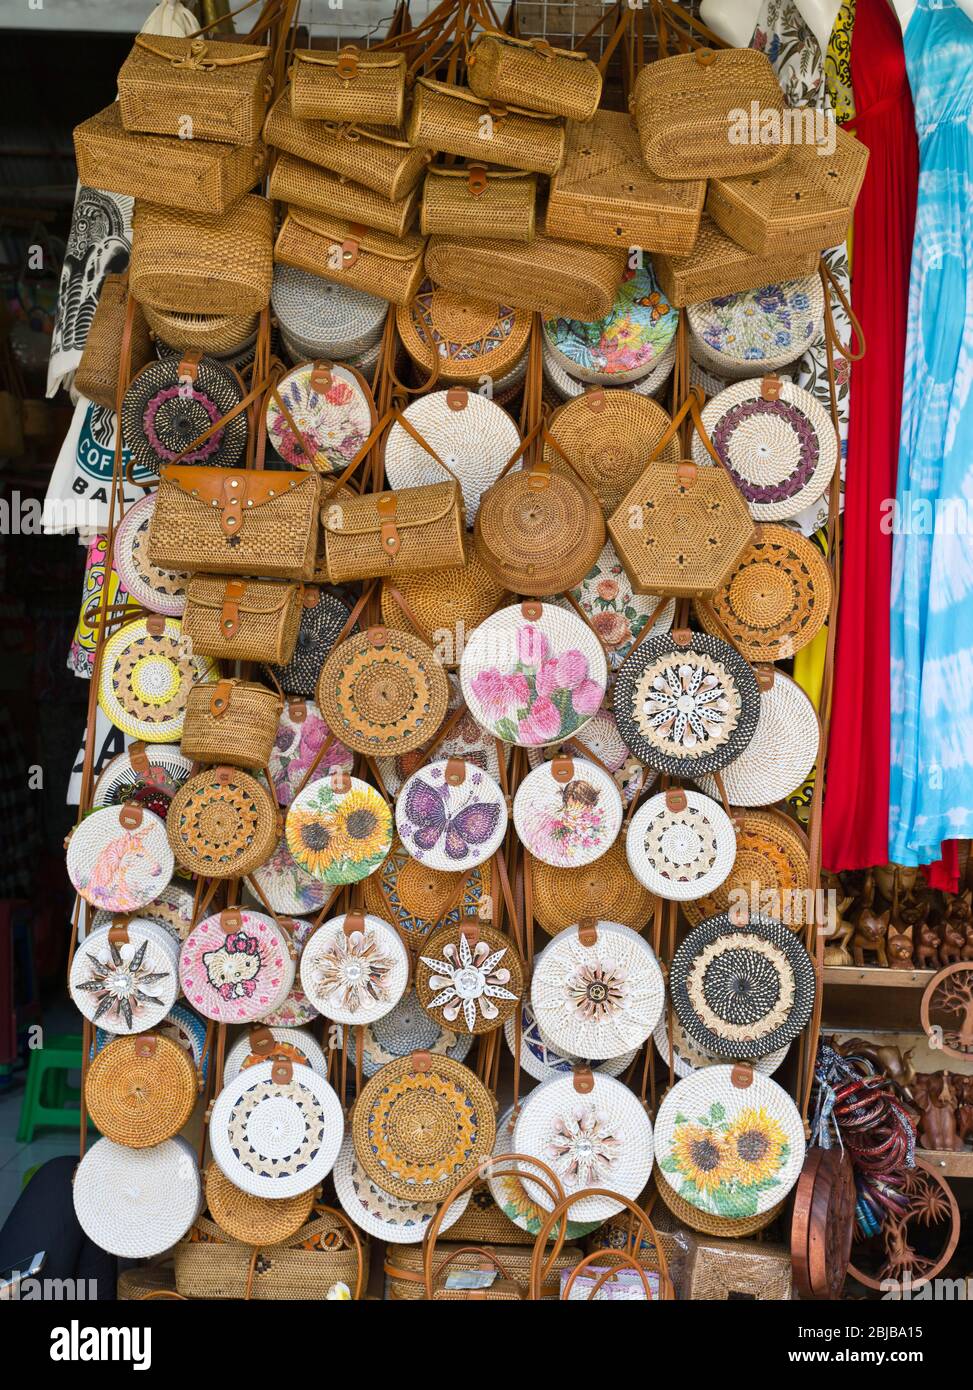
[731,1061,754,1089]
[460,921,479,950]
[119,803,143,831]
[665,787,688,813]
[210,679,234,718]
[221,907,242,932]
[573,1064,594,1094]
[219,474,245,538]
[135,1035,157,1059]
[521,601,542,620]
[676,460,697,486]
[671,627,692,647]
[445,758,466,786]
[584,387,606,413]
[367,625,388,648]
[760,374,782,401]
[249,1027,275,1055]
[755,664,776,691]
[177,348,202,384]
[446,386,468,410]
[340,222,366,268]
[145,614,166,636]
[467,164,487,196]
[272,1057,293,1085]
[330,770,351,794]
[410,1050,432,1073]
[108,918,130,945]
[310,360,333,393]
[376,493,400,555]
[578,918,598,947]
[215,766,235,785]
[336,45,359,80]
[302,586,320,609]
[288,698,307,724]
[551,757,574,784]
[344,911,365,937]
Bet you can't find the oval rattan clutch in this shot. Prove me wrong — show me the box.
[286,774,393,886]
[694,670,818,808]
[85,1033,198,1147]
[514,757,622,869]
[179,908,295,1024]
[396,759,507,873]
[416,920,523,1036]
[352,1053,496,1202]
[626,789,737,902]
[530,839,653,937]
[687,275,824,382]
[113,494,187,617]
[167,768,278,880]
[98,617,219,743]
[562,540,675,672]
[121,355,248,473]
[396,280,531,386]
[68,804,174,914]
[205,1162,316,1246]
[362,838,491,946]
[74,1136,201,1259]
[266,361,375,475]
[351,985,474,1078]
[333,1132,471,1244]
[143,304,258,357]
[271,263,388,360]
[543,390,679,513]
[543,265,677,387]
[682,808,810,930]
[380,535,507,663]
[299,912,410,1025]
[70,919,179,1035]
[316,628,449,759]
[264,589,353,699]
[504,999,638,1083]
[474,466,605,597]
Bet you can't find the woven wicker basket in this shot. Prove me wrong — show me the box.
[181,679,283,769]
[183,574,303,665]
[205,1162,316,1246]
[84,1033,198,1147]
[275,208,425,308]
[544,391,678,512]
[268,151,419,238]
[546,109,704,254]
[117,1263,179,1300]
[687,274,825,381]
[174,1210,365,1299]
[446,1182,535,1246]
[654,216,820,309]
[706,124,869,256]
[290,46,406,125]
[118,33,271,146]
[468,32,601,120]
[531,839,653,936]
[74,101,267,215]
[386,1241,580,1300]
[425,233,625,321]
[75,273,152,411]
[420,165,536,242]
[167,767,278,879]
[380,534,507,660]
[475,464,605,597]
[407,77,565,176]
[75,1136,201,1260]
[143,304,259,357]
[634,48,787,181]
[130,195,273,315]
[396,280,531,387]
[316,627,449,758]
[263,90,430,200]
[320,479,465,585]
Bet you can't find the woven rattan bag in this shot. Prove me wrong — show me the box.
[181,678,283,769]
[322,479,465,584]
[268,152,419,238]
[654,216,819,308]
[634,48,787,180]
[407,78,565,177]
[275,209,425,308]
[385,1240,580,1300]
[174,1209,365,1300]
[467,32,602,121]
[149,465,321,581]
[397,281,530,388]
[129,195,273,316]
[425,233,625,322]
[263,91,430,201]
[167,767,278,879]
[421,165,536,242]
[74,101,267,216]
[75,274,152,411]
[118,33,272,146]
[84,1033,198,1148]
[182,575,303,664]
[144,304,258,358]
[290,46,407,126]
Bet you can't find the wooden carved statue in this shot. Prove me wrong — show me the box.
[835,1038,916,1090]
[852,906,890,968]
[823,892,856,967]
[962,924,973,963]
[956,1075,973,1146]
[940,919,967,967]
[916,1073,963,1152]
[886,923,914,969]
[916,920,942,971]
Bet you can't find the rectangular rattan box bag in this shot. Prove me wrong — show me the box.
[653,216,819,308]
[181,678,283,769]
[321,480,465,584]
[182,575,303,664]
[421,165,536,242]
[268,153,419,239]
[546,109,704,255]
[74,102,267,217]
[118,33,272,146]
[406,78,565,177]
[466,32,602,121]
[275,209,426,307]
[129,195,274,316]
[424,233,626,321]
[289,46,407,126]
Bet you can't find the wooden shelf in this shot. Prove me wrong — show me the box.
[823,966,936,990]
[917,1148,973,1179]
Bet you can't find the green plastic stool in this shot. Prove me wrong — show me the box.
[16,1034,88,1143]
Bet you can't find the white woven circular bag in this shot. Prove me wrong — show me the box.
[514,757,622,869]
[223,1025,330,1082]
[271,263,389,359]
[512,1072,655,1223]
[505,999,639,1083]
[687,276,825,382]
[112,493,188,616]
[626,789,737,901]
[526,710,649,805]
[488,1105,601,1241]
[395,759,508,872]
[179,909,296,1025]
[91,744,193,816]
[71,918,179,1034]
[530,921,665,1061]
[73,1136,201,1258]
[67,804,173,913]
[299,912,409,1025]
[695,671,818,808]
[209,1058,345,1198]
[97,617,218,743]
[351,986,474,1078]
[333,1132,471,1244]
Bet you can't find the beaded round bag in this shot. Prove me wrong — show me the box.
[121,355,248,473]
[264,589,354,699]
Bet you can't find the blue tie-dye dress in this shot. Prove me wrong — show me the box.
[889,0,973,864]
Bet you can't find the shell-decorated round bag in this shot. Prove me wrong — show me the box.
[504,999,638,1083]
[530,840,653,938]
[514,757,622,869]
[68,804,173,914]
[460,603,608,748]
[416,921,523,1036]
[266,699,354,809]
[682,808,810,929]
[512,1072,655,1223]
[351,986,473,1078]
[543,264,677,386]
[223,1024,329,1082]
[383,388,521,523]
[299,912,409,1025]
[333,1131,472,1244]
[625,788,737,902]
[265,360,375,474]
[362,838,491,944]
[488,1106,600,1242]
[91,744,193,823]
[179,908,295,1024]
[695,376,837,523]
[271,263,389,360]
[73,1136,201,1259]
[652,1016,790,1080]
[654,1065,805,1220]
[687,275,825,382]
[121,355,248,473]
[613,631,760,777]
[669,911,815,1061]
[396,281,532,388]
[543,390,679,513]
[286,773,393,886]
[395,758,508,873]
[112,494,187,616]
[264,589,354,700]
[317,628,449,759]
[209,1058,344,1198]
[352,1054,496,1202]
[98,617,219,742]
[70,919,179,1035]
[694,670,818,808]
[167,767,278,880]
[530,921,665,1061]
[562,539,675,672]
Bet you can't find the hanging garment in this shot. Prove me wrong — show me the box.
[889,0,973,868]
[822,0,919,871]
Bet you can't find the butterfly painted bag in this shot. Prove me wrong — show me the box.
[395,758,509,874]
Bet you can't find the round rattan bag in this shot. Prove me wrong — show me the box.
[626,789,737,902]
[266,700,354,809]
[380,535,508,664]
[209,1058,345,1198]
[655,1171,787,1238]
[352,1054,496,1202]
[695,524,832,664]
[613,631,760,778]
[512,1073,655,1223]
[167,768,278,880]
[695,376,837,522]
[73,1136,201,1259]
[514,757,622,869]
[92,744,193,822]
[70,919,179,1035]
[317,628,449,759]
[98,617,219,743]
[362,838,491,944]
[299,912,409,1025]
[271,263,388,359]
[333,1131,471,1244]
[121,355,248,473]
[460,603,608,748]
[694,670,819,808]
[85,1033,198,1147]
[375,673,508,797]
[543,332,676,403]
[687,275,825,382]
[223,1025,329,1082]
[504,999,638,1082]
[652,1015,790,1080]
[543,264,677,386]
[669,911,815,1060]
[266,361,375,474]
[474,465,605,597]
[531,921,665,1061]
[351,985,473,1078]
[530,839,653,937]
[179,908,296,1024]
[416,921,523,1036]
[205,1162,316,1246]
[265,589,354,700]
[682,808,810,929]
[113,494,187,617]
[286,774,393,886]
[396,281,531,387]
[68,804,173,913]
[143,305,258,357]
[396,759,507,872]
[562,540,675,672]
[653,1065,805,1221]
[543,390,679,513]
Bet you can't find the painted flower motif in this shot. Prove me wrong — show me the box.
[470,668,531,719]
[76,938,170,1030]
[468,620,604,747]
[668,1121,732,1196]
[419,933,516,1032]
[565,961,629,1023]
[287,804,344,877]
[592,611,631,647]
[308,928,395,1015]
[518,697,561,745]
[544,1105,620,1186]
[640,662,730,749]
[595,578,619,603]
[723,1107,788,1186]
[516,624,549,666]
[333,790,392,864]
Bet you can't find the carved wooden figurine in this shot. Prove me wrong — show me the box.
[916,920,942,971]
[887,924,915,969]
[823,893,856,967]
[852,907,890,968]
[956,1075,973,1147]
[916,1073,963,1152]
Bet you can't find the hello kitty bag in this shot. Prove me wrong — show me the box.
[179,907,296,1024]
